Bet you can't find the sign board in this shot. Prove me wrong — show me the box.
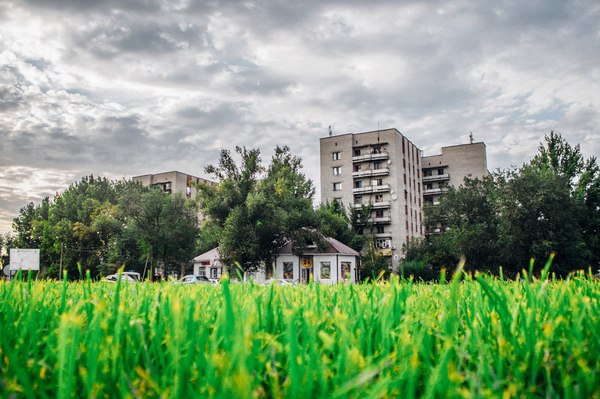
[301,256,313,268]
[9,249,40,271]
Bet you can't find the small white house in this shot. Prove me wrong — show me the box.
[191,237,360,284]
[274,237,359,284]
[192,248,224,280]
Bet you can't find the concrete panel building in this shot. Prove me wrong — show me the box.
[320,128,424,271]
[421,143,488,205]
[132,171,215,199]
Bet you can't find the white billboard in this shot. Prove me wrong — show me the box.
[9,249,40,271]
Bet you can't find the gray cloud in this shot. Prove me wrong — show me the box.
[0,0,598,233]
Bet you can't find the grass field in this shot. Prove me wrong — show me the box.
[0,268,598,398]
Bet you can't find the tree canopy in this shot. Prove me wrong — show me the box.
[6,176,197,279]
[406,132,600,277]
[196,146,322,274]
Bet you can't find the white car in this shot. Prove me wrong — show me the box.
[175,275,211,284]
[263,279,297,286]
[103,273,138,283]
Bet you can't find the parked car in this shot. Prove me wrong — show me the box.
[263,279,297,286]
[175,275,211,284]
[103,273,138,283]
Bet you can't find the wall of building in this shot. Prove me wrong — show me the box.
[320,128,424,272]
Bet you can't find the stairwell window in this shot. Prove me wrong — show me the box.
[332,151,341,161]
[333,182,342,191]
[333,166,341,176]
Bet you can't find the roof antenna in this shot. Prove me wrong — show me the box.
[328,125,333,136]
[469,132,474,144]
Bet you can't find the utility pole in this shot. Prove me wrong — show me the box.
[59,243,63,279]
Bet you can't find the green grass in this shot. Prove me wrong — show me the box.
[0,270,598,398]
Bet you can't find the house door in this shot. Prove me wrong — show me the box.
[301,267,312,284]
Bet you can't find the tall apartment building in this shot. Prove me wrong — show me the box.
[132,171,215,199]
[320,128,424,271]
[421,143,488,205]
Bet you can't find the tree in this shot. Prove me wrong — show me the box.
[128,188,198,277]
[197,145,320,274]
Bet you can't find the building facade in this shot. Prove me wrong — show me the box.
[132,171,215,199]
[421,142,488,205]
[320,128,424,271]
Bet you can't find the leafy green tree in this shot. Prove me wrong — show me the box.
[359,234,390,281]
[127,188,198,277]
[197,145,320,274]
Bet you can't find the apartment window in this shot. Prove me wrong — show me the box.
[426,183,433,190]
[403,159,406,169]
[376,239,390,249]
[376,225,385,234]
[375,194,383,203]
[424,169,432,177]
[354,196,362,205]
[320,262,331,279]
[438,168,445,175]
[332,151,341,161]
[374,178,383,186]
[283,262,293,279]
[333,166,341,176]
[354,181,362,189]
[354,164,361,172]
[372,146,382,154]
[404,174,407,184]
[354,149,361,156]
[333,197,342,205]
[373,162,381,170]
[375,209,384,218]
[333,182,342,191]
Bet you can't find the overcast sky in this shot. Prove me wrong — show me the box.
[1,0,599,233]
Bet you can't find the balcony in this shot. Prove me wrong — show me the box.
[353,200,391,209]
[352,167,390,178]
[422,173,450,183]
[375,232,392,239]
[352,151,390,163]
[373,216,392,224]
[423,187,449,196]
[376,248,393,257]
[352,184,391,194]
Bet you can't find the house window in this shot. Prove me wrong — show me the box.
[354,149,361,156]
[333,182,342,191]
[341,262,351,281]
[333,166,341,176]
[283,262,293,279]
[266,265,274,279]
[198,269,206,277]
[210,268,218,279]
[320,262,331,279]
[354,181,362,189]
[332,151,341,161]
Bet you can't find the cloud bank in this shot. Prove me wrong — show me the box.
[0,0,599,232]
